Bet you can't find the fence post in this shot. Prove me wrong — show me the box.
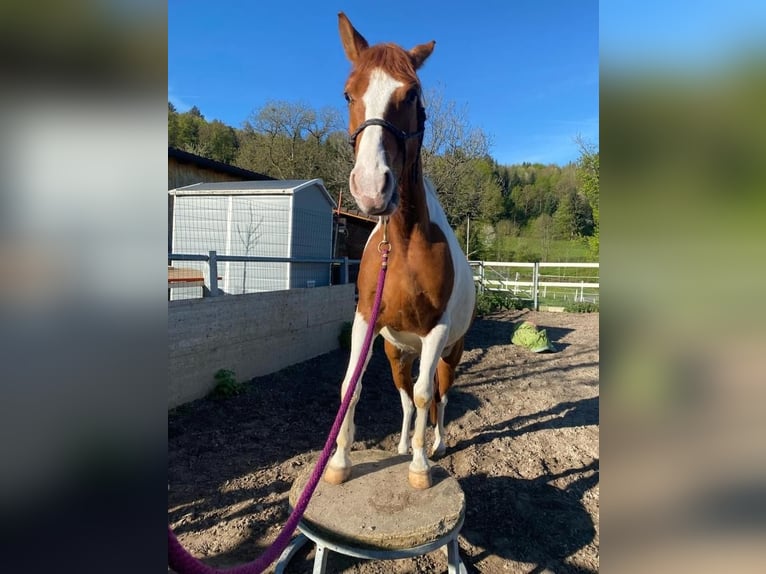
[533,262,539,311]
[479,262,485,294]
[208,250,220,297]
[342,257,349,284]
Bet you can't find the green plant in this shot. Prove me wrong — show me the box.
[564,301,599,313]
[475,290,526,316]
[209,369,245,398]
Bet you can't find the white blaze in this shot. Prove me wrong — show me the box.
[349,69,403,213]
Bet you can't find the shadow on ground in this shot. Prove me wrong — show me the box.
[450,396,598,454]
[460,461,599,574]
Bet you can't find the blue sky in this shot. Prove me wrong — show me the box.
[600,0,766,69]
[169,1,599,167]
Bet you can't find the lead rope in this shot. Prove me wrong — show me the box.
[168,218,391,574]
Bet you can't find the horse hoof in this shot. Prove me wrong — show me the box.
[324,465,351,485]
[408,468,432,490]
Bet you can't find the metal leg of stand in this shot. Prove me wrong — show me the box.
[275,534,311,574]
[446,536,467,574]
[312,544,329,574]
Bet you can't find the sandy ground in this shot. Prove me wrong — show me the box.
[168,309,599,573]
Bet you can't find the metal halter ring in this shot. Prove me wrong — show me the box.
[378,217,391,254]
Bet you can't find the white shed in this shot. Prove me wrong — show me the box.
[169,179,336,297]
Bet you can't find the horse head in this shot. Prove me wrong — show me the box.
[338,12,434,216]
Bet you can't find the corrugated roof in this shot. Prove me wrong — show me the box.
[169,178,337,208]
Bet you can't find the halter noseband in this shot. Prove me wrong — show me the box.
[348,118,424,149]
[348,98,427,155]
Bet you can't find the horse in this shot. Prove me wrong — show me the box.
[324,13,476,490]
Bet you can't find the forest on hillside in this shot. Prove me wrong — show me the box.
[168,90,599,262]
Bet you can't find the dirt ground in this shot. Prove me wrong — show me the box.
[168,309,599,573]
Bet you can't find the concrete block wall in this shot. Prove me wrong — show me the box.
[168,284,355,408]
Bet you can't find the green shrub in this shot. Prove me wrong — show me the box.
[475,290,526,316]
[209,369,244,398]
[564,301,599,313]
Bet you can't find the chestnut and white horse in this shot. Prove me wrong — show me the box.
[325,13,475,489]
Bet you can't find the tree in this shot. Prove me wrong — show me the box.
[168,102,180,147]
[176,110,204,151]
[576,136,599,257]
[532,213,556,261]
[239,100,343,180]
[553,190,594,239]
[235,205,263,294]
[199,120,239,164]
[320,130,355,210]
[420,86,495,225]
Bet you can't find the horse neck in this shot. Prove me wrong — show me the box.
[389,153,430,242]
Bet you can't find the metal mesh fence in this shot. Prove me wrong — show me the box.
[169,194,333,299]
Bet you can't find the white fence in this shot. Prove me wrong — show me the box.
[469,261,599,310]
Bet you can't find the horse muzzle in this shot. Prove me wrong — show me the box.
[349,167,399,215]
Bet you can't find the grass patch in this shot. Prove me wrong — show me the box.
[490,237,596,263]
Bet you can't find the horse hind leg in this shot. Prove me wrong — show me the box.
[384,340,416,455]
[431,337,465,459]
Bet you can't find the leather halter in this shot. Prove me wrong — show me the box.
[348,99,427,192]
[348,117,424,148]
[348,102,427,167]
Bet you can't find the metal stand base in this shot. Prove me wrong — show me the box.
[275,518,466,574]
[276,451,467,573]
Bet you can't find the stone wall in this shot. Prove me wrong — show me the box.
[168,284,355,408]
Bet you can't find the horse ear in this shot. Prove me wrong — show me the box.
[338,12,369,63]
[409,40,436,70]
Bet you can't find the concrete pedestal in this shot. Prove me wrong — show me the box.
[276,450,467,573]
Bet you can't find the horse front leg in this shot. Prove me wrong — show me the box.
[410,323,450,489]
[324,311,376,485]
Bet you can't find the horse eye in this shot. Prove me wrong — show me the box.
[406,89,418,104]
[344,92,353,104]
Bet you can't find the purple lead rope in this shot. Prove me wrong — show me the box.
[169,246,389,574]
